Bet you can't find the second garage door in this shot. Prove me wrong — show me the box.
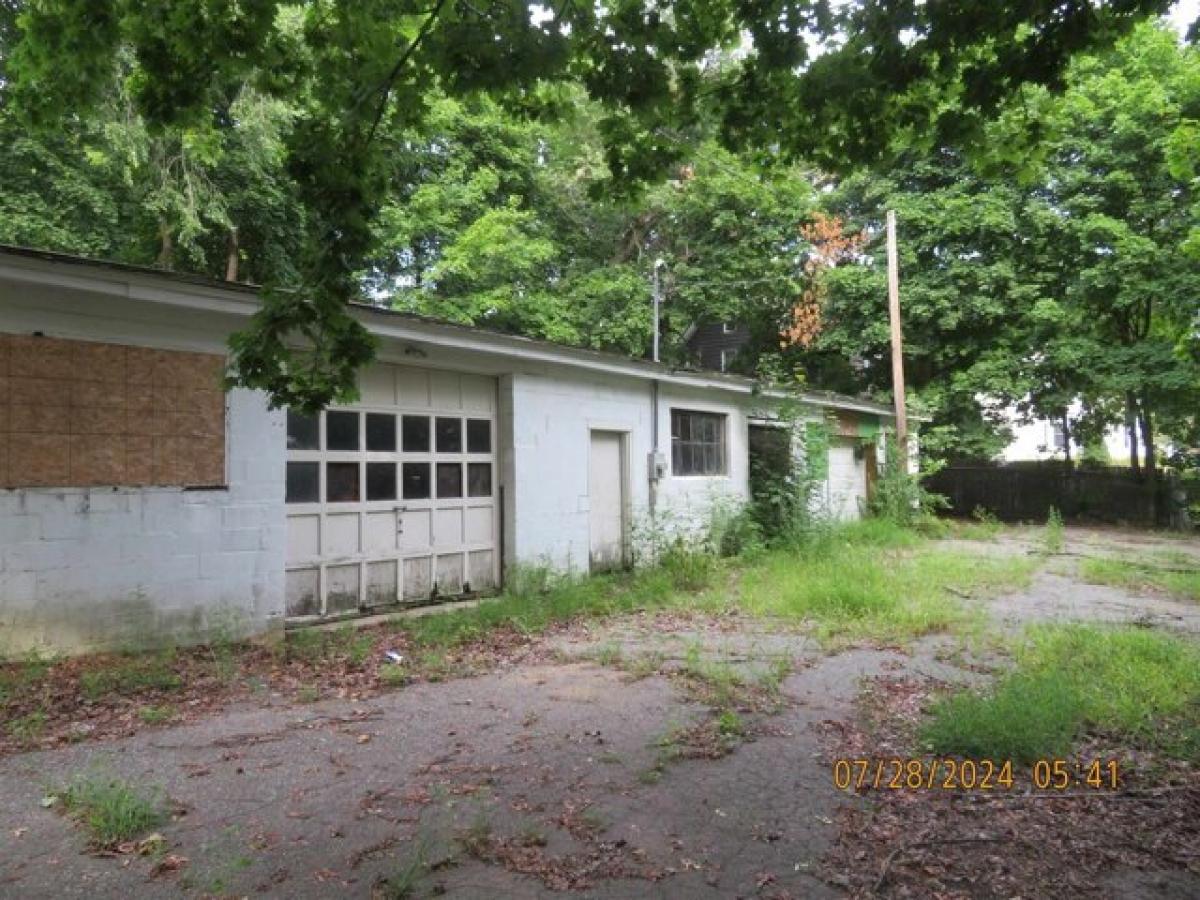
[284,364,499,620]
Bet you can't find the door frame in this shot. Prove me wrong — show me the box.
[587,426,632,570]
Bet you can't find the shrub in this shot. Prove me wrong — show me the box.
[659,537,716,591]
[868,432,947,527]
[707,498,765,558]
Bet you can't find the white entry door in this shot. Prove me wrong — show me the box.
[589,430,627,571]
[827,438,867,521]
[284,364,499,620]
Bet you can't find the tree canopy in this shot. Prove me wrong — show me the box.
[811,22,1199,466]
[1,0,1181,409]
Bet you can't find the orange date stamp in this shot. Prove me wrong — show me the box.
[832,758,1120,792]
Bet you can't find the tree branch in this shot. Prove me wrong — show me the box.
[362,0,452,147]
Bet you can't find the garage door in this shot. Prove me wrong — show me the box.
[284,364,499,620]
[826,438,867,521]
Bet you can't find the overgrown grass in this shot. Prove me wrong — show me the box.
[0,652,54,705]
[57,772,167,848]
[738,527,1034,644]
[952,506,1003,541]
[392,518,1028,653]
[923,625,1200,762]
[136,705,175,725]
[78,652,182,700]
[1079,557,1200,603]
[393,563,720,651]
[285,623,376,664]
[7,710,47,743]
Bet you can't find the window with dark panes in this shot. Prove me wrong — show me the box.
[366,462,397,500]
[671,410,727,476]
[402,415,430,452]
[286,462,319,503]
[326,411,359,451]
[326,462,360,501]
[366,413,396,452]
[436,462,463,498]
[466,419,491,453]
[287,411,319,450]
[402,463,431,499]
[467,462,492,497]
[436,417,462,453]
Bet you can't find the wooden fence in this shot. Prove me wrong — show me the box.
[923,463,1185,528]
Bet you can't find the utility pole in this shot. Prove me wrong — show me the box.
[886,210,908,465]
[652,258,665,363]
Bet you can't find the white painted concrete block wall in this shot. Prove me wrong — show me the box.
[504,368,751,573]
[1,279,286,657]
[0,388,286,656]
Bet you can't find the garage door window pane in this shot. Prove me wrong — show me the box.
[436,417,462,453]
[437,462,463,498]
[366,462,397,500]
[326,462,360,501]
[287,411,319,450]
[402,463,431,499]
[286,461,319,503]
[468,462,492,497]
[467,419,491,453]
[402,416,430,452]
[366,413,396,452]
[326,411,359,451]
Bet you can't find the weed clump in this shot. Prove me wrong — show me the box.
[57,772,167,848]
[923,625,1200,762]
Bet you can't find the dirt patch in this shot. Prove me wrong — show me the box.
[0,619,572,757]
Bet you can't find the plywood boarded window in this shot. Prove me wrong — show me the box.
[0,334,226,488]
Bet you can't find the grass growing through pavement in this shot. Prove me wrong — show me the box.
[738,523,1034,645]
[1079,556,1200,603]
[923,624,1200,762]
[392,518,1033,653]
[57,772,167,848]
[393,564,716,650]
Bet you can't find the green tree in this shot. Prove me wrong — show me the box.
[1016,23,1200,472]
[3,0,1173,409]
[811,23,1199,468]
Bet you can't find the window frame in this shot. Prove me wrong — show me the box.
[670,409,728,477]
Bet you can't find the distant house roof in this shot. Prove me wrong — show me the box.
[0,244,899,419]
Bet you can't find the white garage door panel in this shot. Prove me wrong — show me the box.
[287,515,320,562]
[325,514,360,557]
[434,508,463,546]
[397,368,432,407]
[363,512,398,554]
[399,510,432,551]
[464,506,492,543]
[461,375,495,411]
[284,363,499,619]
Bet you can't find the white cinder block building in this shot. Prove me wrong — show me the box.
[0,247,898,656]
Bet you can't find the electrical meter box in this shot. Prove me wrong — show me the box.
[648,451,668,481]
